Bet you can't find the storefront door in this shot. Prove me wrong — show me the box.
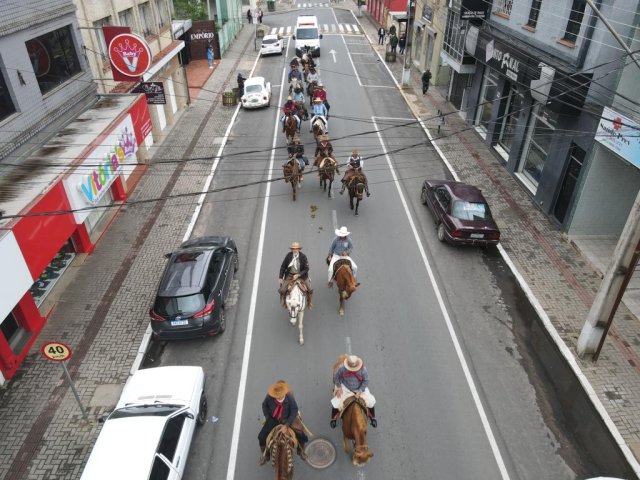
[474,68,499,138]
[497,87,522,155]
[554,143,585,224]
[517,103,558,192]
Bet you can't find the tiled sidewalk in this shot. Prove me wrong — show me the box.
[342,2,640,473]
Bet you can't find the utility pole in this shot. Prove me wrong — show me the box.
[402,0,415,86]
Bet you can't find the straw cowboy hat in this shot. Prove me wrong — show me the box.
[335,226,350,237]
[343,355,363,372]
[268,380,291,399]
[318,82,324,87]
[290,241,302,250]
[313,97,323,103]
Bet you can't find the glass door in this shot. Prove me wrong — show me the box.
[497,86,522,155]
[518,103,557,191]
[474,68,499,136]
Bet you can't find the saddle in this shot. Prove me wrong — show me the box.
[286,277,307,293]
[331,258,352,280]
[339,395,368,420]
[318,157,335,169]
[265,424,299,455]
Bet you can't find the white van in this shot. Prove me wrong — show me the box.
[293,15,322,57]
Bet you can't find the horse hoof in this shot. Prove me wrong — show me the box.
[299,338,304,345]
[290,317,296,325]
[339,309,344,316]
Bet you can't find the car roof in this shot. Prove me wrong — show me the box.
[428,180,487,203]
[119,366,203,407]
[263,34,280,40]
[158,248,214,296]
[80,416,166,480]
[245,76,265,86]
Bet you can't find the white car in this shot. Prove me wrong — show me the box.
[241,76,271,109]
[80,366,207,480]
[260,34,284,55]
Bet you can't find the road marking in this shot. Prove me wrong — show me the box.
[338,24,344,33]
[352,24,360,33]
[225,40,291,480]
[345,336,352,354]
[360,84,396,88]
[286,26,292,35]
[345,24,352,33]
[371,116,510,480]
[340,32,361,87]
[332,209,338,230]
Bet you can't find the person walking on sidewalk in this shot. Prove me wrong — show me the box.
[399,34,406,54]
[389,34,398,53]
[247,8,253,24]
[377,27,385,45]
[258,8,264,24]
[422,69,432,95]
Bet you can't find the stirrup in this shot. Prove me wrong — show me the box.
[370,418,377,428]
[330,419,337,429]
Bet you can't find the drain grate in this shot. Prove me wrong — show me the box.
[304,437,336,469]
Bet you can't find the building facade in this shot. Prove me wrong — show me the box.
[410,0,450,85]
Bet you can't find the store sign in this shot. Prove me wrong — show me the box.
[133,82,166,105]
[485,39,521,82]
[595,107,640,169]
[107,32,152,81]
[461,0,488,19]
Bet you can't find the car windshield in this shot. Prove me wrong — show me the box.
[245,84,262,94]
[109,404,183,419]
[155,294,205,316]
[262,38,278,44]
[296,27,318,39]
[452,201,493,221]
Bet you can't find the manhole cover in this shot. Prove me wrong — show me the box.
[304,437,336,469]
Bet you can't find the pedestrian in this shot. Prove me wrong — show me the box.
[377,27,385,45]
[399,34,406,54]
[389,24,396,36]
[206,43,214,68]
[389,33,398,53]
[247,8,252,24]
[422,69,432,95]
[258,8,263,24]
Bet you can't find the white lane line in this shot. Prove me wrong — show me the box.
[352,24,360,33]
[360,84,396,88]
[341,33,361,87]
[331,24,337,33]
[374,115,415,120]
[286,26,292,35]
[371,116,510,480]
[345,336,352,354]
[338,24,345,33]
[225,41,290,480]
[332,209,338,230]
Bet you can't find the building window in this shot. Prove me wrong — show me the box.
[139,2,154,37]
[93,16,111,60]
[497,87,523,155]
[0,69,16,122]
[563,0,586,44]
[475,68,500,137]
[519,103,558,190]
[25,26,81,95]
[155,0,167,29]
[494,0,514,17]
[526,0,542,28]
[443,10,466,63]
[118,8,134,28]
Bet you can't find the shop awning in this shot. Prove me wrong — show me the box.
[172,20,193,38]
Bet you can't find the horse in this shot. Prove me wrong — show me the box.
[283,114,298,144]
[314,156,339,198]
[311,117,325,140]
[344,171,368,216]
[289,78,302,95]
[285,279,307,345]
[330,258,359,316]
[332,354,374,466]
[266,424,299,480]
[283,156,302,201]
[307,83,317,105]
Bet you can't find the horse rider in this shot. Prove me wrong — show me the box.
[314,83,330,117]
[282,97,301,132]
[306,66,319,85]
[307,79,318,101]
[288,64,303,83]
[287,135,306,165]
[315,134,333,158]
[278,241,313,309]
[259,380,309,465]
[340,150,370,197]
[292,87,308,120]
[327,226,357,285]
[330,355,377,428]
[290,56,301,70]
[310,98,328,133]
[282,152,306,176]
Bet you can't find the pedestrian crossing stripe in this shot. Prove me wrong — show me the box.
[296,3,330,7]
[270,24,361,35]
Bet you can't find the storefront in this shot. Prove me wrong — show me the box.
[464,27,593,221]
[0,94,152,384]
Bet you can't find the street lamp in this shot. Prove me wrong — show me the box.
[402,0,415,86]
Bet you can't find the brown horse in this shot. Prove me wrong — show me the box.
[307,83,317,105]
[283,156,302,201]
[283,114,298,144]
[267,424,299,480]
[330,258,359,315]
[332,354,374,466]
[343,171,368,216]
[313,156,339,197]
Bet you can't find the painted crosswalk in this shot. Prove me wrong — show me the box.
[269,23,362,35]
[295,2,330,7]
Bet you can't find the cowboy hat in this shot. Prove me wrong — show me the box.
[287,95,293,100]
[335,226,350,237]
[318,82,324,87]
[290,241,302,250]
[267,380,291,399]
[313,97,323,103]
[343,355,363,372]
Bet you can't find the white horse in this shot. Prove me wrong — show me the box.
[285,281,307,345]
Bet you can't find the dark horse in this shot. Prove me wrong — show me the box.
[332,354,374,466]
[283,114,298,144]
[283,156,302,202]
[329,258,359,316]
[314,156,339,198]
[342,171,368,216]
[266,424,299,480]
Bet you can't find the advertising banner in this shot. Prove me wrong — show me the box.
[595,107,640,169]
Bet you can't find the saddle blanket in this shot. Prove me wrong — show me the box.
[331,386,376,410]
[328,254,357,282]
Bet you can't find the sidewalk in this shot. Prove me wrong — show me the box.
[342,2,640,472]
[0,24,257,480]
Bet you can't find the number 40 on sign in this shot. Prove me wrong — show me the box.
[41,342,72,362]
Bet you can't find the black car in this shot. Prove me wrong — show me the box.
[150,236,238,340]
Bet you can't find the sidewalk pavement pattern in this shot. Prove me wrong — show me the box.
[0,3,639,479]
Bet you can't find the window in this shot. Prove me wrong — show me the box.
[92,16,111,60]
[443,10,466,63]
[497,87,523,154]
[519,103,558,189]
[0,69,16,122]
[157,414,186,462]
[118,8,134,27]
[475,68,500,136]
[155,0,168,29]
[25,26,81,95]
[494,0,513,16]
[526,0,542,28]
[149,457,171,480]
[139,2,153,37]
[563,0,586,44]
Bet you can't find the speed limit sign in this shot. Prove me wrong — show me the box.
[41,342,72,362]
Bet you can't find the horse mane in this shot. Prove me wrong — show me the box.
[270,425,296,480]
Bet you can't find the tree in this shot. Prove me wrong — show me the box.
[173,0,208,20]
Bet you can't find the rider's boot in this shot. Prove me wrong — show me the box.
[280,293,286,309]
[259,446,269,465]
[368,407,377,428]
[307,290,313,310]
[297,444,308,461]
[330,408,339,428]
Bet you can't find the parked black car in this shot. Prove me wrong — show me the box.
[150,236,238,340]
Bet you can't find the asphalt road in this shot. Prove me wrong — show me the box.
[149,5,601,480]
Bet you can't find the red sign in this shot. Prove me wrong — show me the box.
[25,39,50,78]
[129,94,153,145]
[107,32,152,81]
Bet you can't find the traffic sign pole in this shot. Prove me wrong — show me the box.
[41,342,87,419]
[61,362,88,419]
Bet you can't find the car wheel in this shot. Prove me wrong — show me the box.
[267,96,271,107]
[197,393,208,425]
[437,223,446,242]
[218,308,226,333]
[420,188,428,205]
